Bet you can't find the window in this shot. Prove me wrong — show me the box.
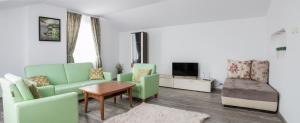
[73,15,97,65]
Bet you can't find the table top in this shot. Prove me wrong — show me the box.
[80,81,135,96]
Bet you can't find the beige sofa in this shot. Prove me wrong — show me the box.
[221,78,278,112]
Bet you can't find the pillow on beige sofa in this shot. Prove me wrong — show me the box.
[227,60,251,79]
[251,60,269,83]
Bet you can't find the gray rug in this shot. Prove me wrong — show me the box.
[104,103,209,123]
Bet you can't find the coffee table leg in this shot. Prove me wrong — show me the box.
[99,96,105,120]
[128,88,133,107]
[84,92,88,113]
[114,96,116,104]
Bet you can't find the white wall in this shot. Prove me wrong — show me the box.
[0,4,67,76]
[101,18,119,77]
[267,0,300,122]
[0,7,28,76]
[26,4,67,65]
[118,17,268,84]
[0,4,119,77]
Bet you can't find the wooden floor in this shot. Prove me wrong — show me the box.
[0,87,285,123]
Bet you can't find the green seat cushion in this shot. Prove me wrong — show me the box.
[55,83,84,95]
[80,80,109,87]
[132,82,142,93]
[64,63,93,83]
[54,80,110,95]
[37,85,55,97]
[123,81,141,93]
[132,64,156,80]
[10,84,24,102]
[15,80,34,100]
[25,64,68,85]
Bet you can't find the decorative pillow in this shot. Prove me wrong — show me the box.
[227,60,252,79]
[90,68,104,80]
[23,79,42,99]
[133,69,152,82]
[28,76,50,87]
[251,60,269,83]
[28,84,42,99]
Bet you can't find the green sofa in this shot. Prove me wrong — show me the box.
[24,62,112,99]
[0,73,78,123]
[117,64,159,101]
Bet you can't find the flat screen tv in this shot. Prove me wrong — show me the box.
[172,62,198,77]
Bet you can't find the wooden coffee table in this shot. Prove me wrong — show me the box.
[80,81,135,120]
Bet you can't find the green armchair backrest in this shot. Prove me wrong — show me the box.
[132,64,157,75]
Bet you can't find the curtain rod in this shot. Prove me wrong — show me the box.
[68,9,101,18]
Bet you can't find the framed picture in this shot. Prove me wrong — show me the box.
[39,16,61,41]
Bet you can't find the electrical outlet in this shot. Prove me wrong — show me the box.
[291,27,299,34]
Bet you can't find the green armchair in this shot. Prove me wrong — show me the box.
[117,64,159,101]
[0,74,79,123]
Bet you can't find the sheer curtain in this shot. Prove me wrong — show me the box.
[67,12,82,63]
[91,17,102,68]
[73,15,97,65]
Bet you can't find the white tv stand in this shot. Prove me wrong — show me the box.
[159,75,213,92]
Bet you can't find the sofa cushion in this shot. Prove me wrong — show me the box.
[122,81,142,94]
[37,85,55,97]
[25,64,68,85]
[227,60,251,79]
[64,63,93,83]
[251,60,269,83]
[55,80,109,95]
[222,78,278,102]
[55,82,83,95]
[80,80,109,87]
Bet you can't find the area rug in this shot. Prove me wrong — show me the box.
[104,103,210,123]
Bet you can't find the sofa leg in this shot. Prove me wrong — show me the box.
[142,99,146,102]
[154,93,158,98]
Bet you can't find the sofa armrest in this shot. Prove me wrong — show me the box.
[140,74,159,96]
[37,85,55,97]
[103,72,112,81]
[15,92,78,123]
[117,73,133,82]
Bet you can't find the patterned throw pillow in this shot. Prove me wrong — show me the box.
[28,84,42,99]
[90,68,104,80]
[133,69,152,82]
[23,79,42,99]
[251,60,269,83]
[227,60,252,79]
[28,76,50,87]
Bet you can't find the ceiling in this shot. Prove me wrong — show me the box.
[0,0,271,31]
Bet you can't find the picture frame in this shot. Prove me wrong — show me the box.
[39,16,61,41]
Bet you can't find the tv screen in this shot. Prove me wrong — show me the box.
[172,62,198,77]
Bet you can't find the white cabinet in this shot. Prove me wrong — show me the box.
[173,78,212,92]
[159,75,213,92]
[159,75,173,88]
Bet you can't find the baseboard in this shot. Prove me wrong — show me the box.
[278,112,287,123]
